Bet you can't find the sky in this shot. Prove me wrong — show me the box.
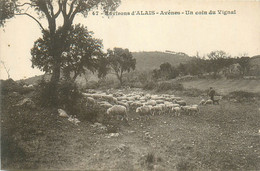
[0,0,260,80]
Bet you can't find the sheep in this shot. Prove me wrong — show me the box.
[86,97,96,105]
[213,96,222,104]
[176,100,186,106]
[107,105,128,122]
[131,101,143,110]
[180,106,191,114]
[199,99,206,105]
[136,105,151,121]
[204,99,213,105]
[147,100,157,106]
[189,105,200,115]
[101,94,117,103]
[100,102,113,109]
[157,104,167,114]
[172,107,181,116]
[181,105,199,115]
[156,100,165,104]
[140,99,146,103]
[151,105,163,115]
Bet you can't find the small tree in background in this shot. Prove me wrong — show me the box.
[107,48,136,86]
[207,50,230,77]
[159,62,179,79]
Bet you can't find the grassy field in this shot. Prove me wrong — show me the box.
[1,79,260,170]
[181,78,260,95]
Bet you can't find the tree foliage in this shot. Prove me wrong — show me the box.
[153,62,179,80]
[107,48,136,85]
[0,0,16,26]
[31,24,104,81]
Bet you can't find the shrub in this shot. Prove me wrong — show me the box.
[85,80,99,89]
[77,103,101,122]
[156,82,184,92]
[0,79,33,95]
[225,91,260,102]
[143,81,157,90]
[36,79,100,121]
[36,79,80,110]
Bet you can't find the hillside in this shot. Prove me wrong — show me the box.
[249,55,260,66]
[133,51,193,71]
[181,78,260,94]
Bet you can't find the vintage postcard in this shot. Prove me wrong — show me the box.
[1,0,260,170]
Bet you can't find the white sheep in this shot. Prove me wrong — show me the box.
[199,99,206,105]
[136,105,151,121]
[172,107,181,116]
[176,100,186,106]
[189,105,200,115]
[107,105,128,121]
[147,100,157,106]
[100,102,113,109]
[86,97,96,105]
[151,105,163,115]
[181,105,199,115]
[117,101,129,111]
[204,99,213,105]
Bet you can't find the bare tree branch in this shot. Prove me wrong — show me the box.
[47,0,55,17]
[62,0,68,17]
[15,13,45,31]
[1,60,11,79]
[15,2,37,7]
[54,0,62,18]
[70,0,90,21]
[67,0,77,17]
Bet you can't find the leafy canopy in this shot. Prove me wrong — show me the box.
[31,24,104,80]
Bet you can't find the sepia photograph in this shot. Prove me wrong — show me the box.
[1,0,260,170]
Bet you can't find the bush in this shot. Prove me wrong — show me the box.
[0,79,34,95]
[143,81,157,90]
[225,91,260,102]
[85,80,99,89]
[36,79,80,109]
[77,103,101,122]
[156,82,184,92]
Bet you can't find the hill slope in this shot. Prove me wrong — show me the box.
[133,51,193,71]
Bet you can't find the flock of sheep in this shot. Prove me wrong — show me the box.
[82,89,214,122]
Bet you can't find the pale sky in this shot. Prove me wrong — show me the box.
[0,0,260,80]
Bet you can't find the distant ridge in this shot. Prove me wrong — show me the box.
[132,51,193,71]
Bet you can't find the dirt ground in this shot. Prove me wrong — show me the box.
[1,87,260,170]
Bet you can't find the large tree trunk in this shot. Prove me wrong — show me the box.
[51,61,61,83]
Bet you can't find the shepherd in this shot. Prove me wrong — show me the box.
[208,87,216,103]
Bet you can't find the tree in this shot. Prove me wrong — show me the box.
[207,50,230,77]
[237,56,250,76]
[31,24,103,81]
[107,48,136,86]
[159,62,179,79]
[0,0,16,27]
[1,0,121,88]
[177,63,187,76]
